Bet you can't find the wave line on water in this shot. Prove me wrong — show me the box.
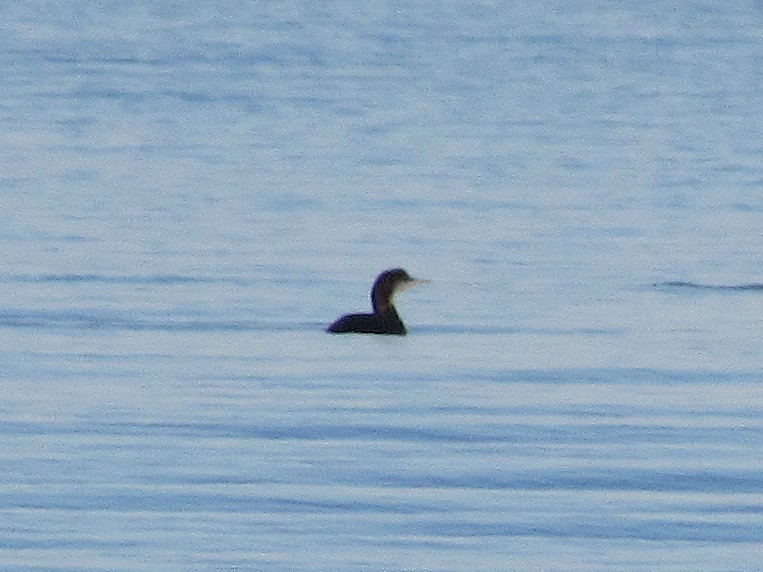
[3,273,252,285]
[414,324,623,336]
[0,309,307,333]
[654,281,763,292]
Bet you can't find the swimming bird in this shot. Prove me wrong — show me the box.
[327,268,430,335]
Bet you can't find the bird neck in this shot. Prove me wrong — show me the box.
[372,297,397,315]
[371,281,397,314]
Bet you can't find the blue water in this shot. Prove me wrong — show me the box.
[2,2,762,570]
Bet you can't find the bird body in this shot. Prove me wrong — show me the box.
[327,309,406,335]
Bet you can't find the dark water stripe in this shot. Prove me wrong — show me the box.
[0,310,311,332]
[655,281,763,291]
[3,273,251,285]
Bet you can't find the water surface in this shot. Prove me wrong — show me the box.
[1,2,762,570]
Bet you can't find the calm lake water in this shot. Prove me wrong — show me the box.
[1,2,762,570]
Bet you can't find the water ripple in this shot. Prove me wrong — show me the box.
[3,273,251,285]
[655,281,763,292]
[0,309,301,332]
